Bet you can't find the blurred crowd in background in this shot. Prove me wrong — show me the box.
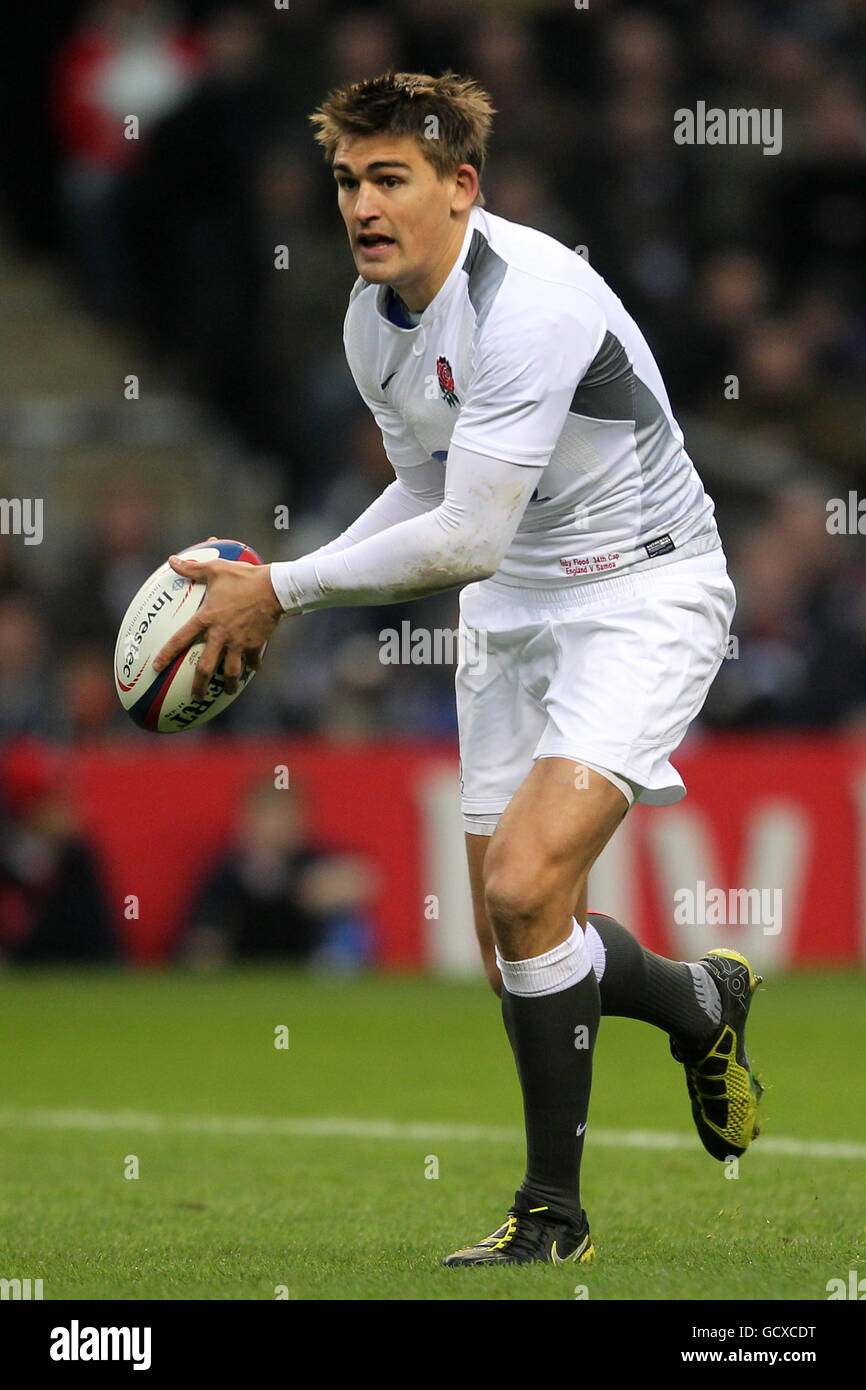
[1,0,865,757]
[0,736,375,965]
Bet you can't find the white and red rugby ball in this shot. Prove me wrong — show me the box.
[114,539,264,733]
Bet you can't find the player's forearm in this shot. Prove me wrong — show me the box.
[271,508,491,610]
[303,478,439,560]
[269,445,543,614]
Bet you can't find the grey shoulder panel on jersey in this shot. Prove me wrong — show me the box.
[569,330,634,421]
[569,329,680,480]
[462,229,508,330]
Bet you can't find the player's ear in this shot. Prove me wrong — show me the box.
[452,163,478,212]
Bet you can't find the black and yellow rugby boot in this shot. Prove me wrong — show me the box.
[670,948,764,1161]
[443,1193,594,1267]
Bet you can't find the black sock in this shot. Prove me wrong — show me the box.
[587,912,721,1052]
[501,970,600,1225]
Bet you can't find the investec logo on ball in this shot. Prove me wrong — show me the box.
[122,590,175,681]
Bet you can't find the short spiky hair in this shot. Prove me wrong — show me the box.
[309,70,496,206]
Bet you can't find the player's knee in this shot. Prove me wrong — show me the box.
[483,871,548,934]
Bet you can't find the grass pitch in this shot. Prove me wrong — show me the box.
[1,967,864,1301]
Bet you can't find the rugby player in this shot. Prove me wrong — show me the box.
[154,70,763,1267]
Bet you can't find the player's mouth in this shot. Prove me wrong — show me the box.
[356,232,396,258]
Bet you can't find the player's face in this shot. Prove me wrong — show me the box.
[333,133,477,312]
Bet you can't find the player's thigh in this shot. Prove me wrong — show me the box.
[483,758,629,953]
[455,614,544,817]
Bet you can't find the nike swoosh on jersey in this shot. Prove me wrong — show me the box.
[380,370,398,392]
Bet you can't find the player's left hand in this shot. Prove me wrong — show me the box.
[152,554,285,700]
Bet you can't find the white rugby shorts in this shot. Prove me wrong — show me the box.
[456,549,735,819]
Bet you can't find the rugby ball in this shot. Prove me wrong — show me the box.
[114,539,264,733]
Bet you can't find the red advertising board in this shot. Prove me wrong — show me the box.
[3,737,865,968]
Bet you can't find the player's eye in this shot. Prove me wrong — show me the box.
[335,174,402,190]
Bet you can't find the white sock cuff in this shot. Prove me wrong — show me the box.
[584,921,607,984]
[497,919,592,996]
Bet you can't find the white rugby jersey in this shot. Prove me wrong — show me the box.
[343,205,721,587]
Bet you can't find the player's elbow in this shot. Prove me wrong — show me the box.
[467,558,500,582]
[448,543,502,584]
[450,523,509,582]
[433,506,507,583]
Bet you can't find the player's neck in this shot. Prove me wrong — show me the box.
[394,213,471,314]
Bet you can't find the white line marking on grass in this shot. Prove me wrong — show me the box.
[0,1108,864,1160]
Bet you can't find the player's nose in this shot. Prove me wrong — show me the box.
[354,181,381,223]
